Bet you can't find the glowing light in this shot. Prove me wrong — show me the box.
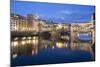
[66,44,68,47]
[14,37,18,40]
[15,27,18,31]
[33,36,38,40]
[28,40,31,43]
[33,37,36,39]
[32,39,38,44]
[28,37,31,39]
[56,24,63,30]
[21,41,26,45]
[35,49,38,54]
[56,42,63,48]
[58,24,62,29]
[32,40,35,44]
[13,41,18,47]
[32,49,38,55]
[32,50,35,55]
[26,40,32,44]
[12,54,17,59]
[35,40,38,44]
[22,37,26,40]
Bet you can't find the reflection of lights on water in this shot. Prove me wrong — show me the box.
[52,46,55,49]
[22,37,26,40]
[12,54,17,59]
[26,40,31,44]
[12,36,39,47]
[35,40,38,44]
[32,50,35,55]
[32,40,35,44]
[33,37,37,39]
[35,49,38,54]
[32,49,38,55]
[77,34,79,37]
[66,44,68,47]
[32,39,38,44]
[13,41,18,47]
[33,36,38,40]
[28,40,31,43]
[24,39,39,44]
[21,41,26,45]
[56,42,63,48]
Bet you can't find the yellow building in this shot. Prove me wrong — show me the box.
[10,14,27,31]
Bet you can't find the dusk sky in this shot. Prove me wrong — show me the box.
[11,0,95,23]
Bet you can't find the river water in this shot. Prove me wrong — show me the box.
[11,36,95,66]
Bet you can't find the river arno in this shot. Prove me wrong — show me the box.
[11,36,95,66]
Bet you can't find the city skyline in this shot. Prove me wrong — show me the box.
[11,0,95,23]
[11,1,95,66]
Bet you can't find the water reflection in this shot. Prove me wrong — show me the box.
[11,36,94,61]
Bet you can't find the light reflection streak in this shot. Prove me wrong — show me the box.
[27,37,31,39]
[12,54,17,59]
[11,36,94,60]
[21,40,26,45]
[13,41,18,47]
[56,42,63,48]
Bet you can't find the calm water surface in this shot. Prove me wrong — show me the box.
[11,36,94,66]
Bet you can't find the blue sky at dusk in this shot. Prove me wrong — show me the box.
[11,0,95,23]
